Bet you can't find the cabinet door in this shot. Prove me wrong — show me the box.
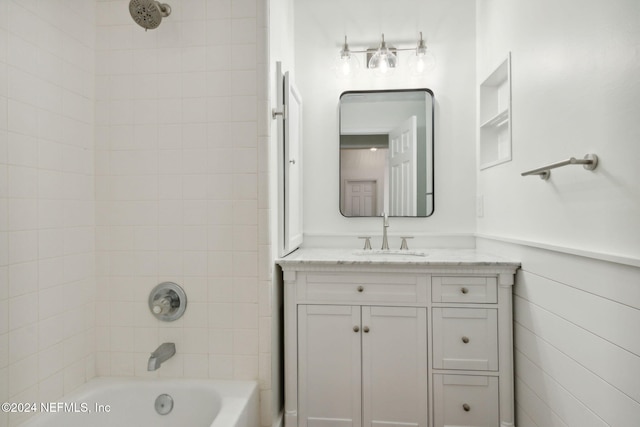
[362,306,428,427]
[298,305,361,427]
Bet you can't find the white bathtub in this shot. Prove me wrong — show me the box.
[19,377,259,427]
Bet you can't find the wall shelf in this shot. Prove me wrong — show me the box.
[479,54,511,170]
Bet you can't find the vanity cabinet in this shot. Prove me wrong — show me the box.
[278,249,519,427]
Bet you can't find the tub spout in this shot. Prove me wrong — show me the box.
[148,343,176,371]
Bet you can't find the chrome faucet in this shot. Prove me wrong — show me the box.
[148,343,176,371]
[381,212,389,250]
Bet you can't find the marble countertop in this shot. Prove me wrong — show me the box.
[277,248,521,267]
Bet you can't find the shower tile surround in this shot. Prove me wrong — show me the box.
[1,0,272,426]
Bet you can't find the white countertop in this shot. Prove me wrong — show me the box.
[277,248,521,267]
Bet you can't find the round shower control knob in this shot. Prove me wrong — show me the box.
[148,282,187,322]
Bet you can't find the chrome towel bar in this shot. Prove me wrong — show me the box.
[521,153,598,180]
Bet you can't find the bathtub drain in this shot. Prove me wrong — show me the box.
[155,394,174,415]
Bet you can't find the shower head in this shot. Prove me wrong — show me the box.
[129,0,171,30]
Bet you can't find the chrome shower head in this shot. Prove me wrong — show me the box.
[129,0,171,30]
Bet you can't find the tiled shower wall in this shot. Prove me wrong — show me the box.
[94,0,272,425]
[0,1,98,426]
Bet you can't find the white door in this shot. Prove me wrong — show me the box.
[388,116,417,216]
[276,62,303,257]
[362,306,428,427]
[298,305,362,427]
[344,180,377,216]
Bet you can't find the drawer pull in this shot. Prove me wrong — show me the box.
[462,403,470,412]
[462,336,470,344]
[461,287,469,294]
[357,286,364,292]
[363,326,370,333]
[353,326,360,333]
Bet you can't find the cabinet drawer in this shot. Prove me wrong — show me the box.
[432,276,497,303]
[298,273,421,304]
[432,308,498,371]
[433,374,499,427]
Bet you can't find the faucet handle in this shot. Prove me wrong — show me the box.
[400,237,414,250]
[358,237,372,250]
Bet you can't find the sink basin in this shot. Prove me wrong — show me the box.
[353,249,427,257]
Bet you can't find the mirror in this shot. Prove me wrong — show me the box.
[339,89,434,217]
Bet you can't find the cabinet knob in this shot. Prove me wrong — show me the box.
[353,326,360,333]
[462,403,470,412]
[357,286,364,293]
[363,326,370,333]
[461,287,469,294]
[462,336,470,344]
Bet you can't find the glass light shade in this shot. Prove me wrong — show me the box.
[408,49,436,75]
[368,34,397,75]
[334,51,359,78]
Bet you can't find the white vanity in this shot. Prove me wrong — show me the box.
[277,248,520,427]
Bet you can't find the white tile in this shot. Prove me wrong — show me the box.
[183,251,207,276]
[8,230,37,264]
[232,225,257,251]
[38,372,64,403]
[206,96,231,123]
[233,173,257,200]
[182,149,208,174]
[8,353,37,396]
[205,44,231,70]
[0,300,7,335]
[232,277,258,303]
[208,148,234,174]
[180,47,207,74]
[233,303,258,329]
[233,200,257,224]
[208,303,233,329]
[110,327,134,353]
[208,277,233,302]
[9,261,38,296]
[233,328,258,355]
[38,342,64,379]
[182,98,208,123]
[230,44,256,70]
[109,352,134,377]
[38,314,66,350]
[183,200,207,225]
[8,198,37,231]
[8,323,37,364]
[133,327,159,353]
[183,353,208,378]
[207,251,233,276]
[182,174,207,199]
[232,251,257,277]
[7,131,37,167]
[182,328,209,353]
[232,0,257,18]
[232,355,257,379]
[182,301,208,327]
[38,285,66,320]
[8,165,37,198]
[208,354,233,379]
[206,0,231,20]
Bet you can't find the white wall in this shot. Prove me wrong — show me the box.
[476,0,640,425]
[0,2,97,426]
[94,0,272,426]
[294,0,477,244]
[476,0,640,260]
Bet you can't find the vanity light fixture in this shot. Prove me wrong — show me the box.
[334,36,360,78]
[336,32,435,77]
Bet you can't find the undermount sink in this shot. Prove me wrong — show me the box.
[353,249,427,257]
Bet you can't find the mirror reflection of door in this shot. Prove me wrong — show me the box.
[344,180,377,216]
[389,116,418,216]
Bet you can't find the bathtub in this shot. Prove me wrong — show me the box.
[19,377,259,427]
